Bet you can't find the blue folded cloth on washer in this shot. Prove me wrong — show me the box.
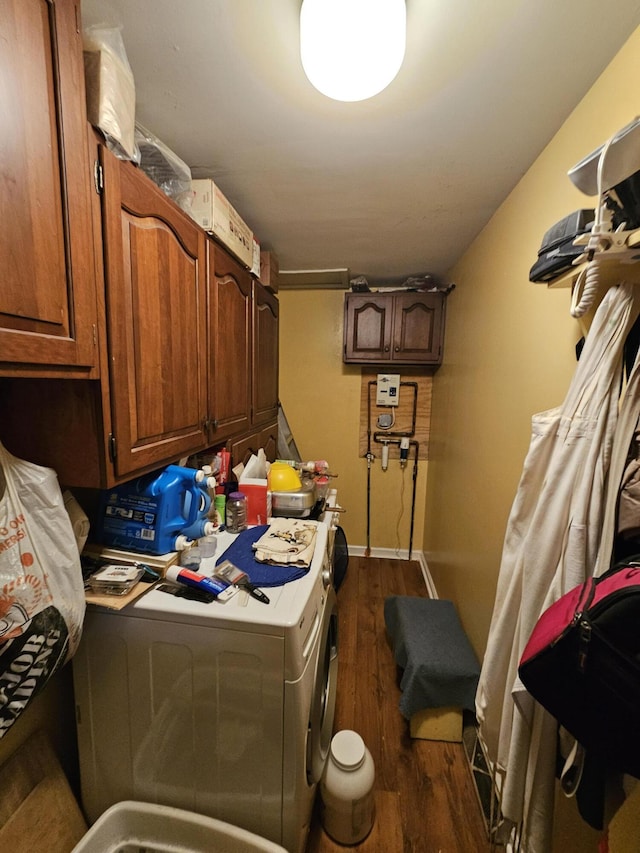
[215,526,308,587]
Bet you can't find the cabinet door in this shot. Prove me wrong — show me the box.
[229,421,278,469]
[101,152,208,477]
[259,422,278,463]
[208,242,252,441]
[392,292,445,364]
[343,294,392,363]
[252,282,279,428]
[0,0,98,373]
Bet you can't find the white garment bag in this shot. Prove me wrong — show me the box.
[476,282,640,852]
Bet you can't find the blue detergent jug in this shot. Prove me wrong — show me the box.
[96,465,213,555]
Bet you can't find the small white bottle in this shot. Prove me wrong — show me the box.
[320,730,375,845]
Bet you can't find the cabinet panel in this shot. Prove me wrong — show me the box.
[0,378,111,487]
[343,295,392,362]
[393,292,443,362]
[0,0,98,373]
[102,152,208,477]
[260,423,278,464]
[252,282,279,428]
[229,422,278,469]
[208,242,252,441]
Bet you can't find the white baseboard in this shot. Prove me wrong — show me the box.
[347,545,438,599]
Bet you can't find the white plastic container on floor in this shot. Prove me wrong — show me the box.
[71,801,288,853]
[320,730,375,845]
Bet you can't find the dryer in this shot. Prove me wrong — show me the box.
[73,522,338,853]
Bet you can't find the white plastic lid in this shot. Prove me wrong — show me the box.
[330,730,366,771]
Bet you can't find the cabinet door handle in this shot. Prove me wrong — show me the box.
[394,346,400,352]
[384,346,390,352]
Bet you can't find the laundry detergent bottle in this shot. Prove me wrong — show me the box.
[96,465,215,555]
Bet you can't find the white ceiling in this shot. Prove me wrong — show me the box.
[81,0,640,285]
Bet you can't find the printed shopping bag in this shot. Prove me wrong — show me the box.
[0,441,85,736]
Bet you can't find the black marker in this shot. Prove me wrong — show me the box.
[243,582,270,605]
[214,560,270,604]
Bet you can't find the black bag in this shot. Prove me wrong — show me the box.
[518,563,640,778]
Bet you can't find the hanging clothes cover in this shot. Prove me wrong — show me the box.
[475,282,640,852]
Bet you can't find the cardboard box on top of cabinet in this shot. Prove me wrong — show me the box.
[83,40,137,161]
[190,178,254,269]
[260,250,279,292]
[251,237,261,278]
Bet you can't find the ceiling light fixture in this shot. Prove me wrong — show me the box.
[300,0,406,103]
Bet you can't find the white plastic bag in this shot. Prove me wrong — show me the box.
[0,442,85,737]
[83,25,138,162]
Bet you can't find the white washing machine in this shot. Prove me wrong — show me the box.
[73,522,338,853]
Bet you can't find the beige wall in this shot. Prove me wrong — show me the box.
[424,25,640,853]
[280,27,640,852]
[426,25,640,659]
[278,288,428,554]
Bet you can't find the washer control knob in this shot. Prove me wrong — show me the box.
[322,559,333,589]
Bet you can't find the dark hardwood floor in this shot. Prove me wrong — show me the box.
[306,555,492,853]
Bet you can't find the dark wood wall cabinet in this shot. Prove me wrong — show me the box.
[0,0,99,376]
[100,146,210,478]
[207,241,279,466]
[0,2,279,489]
[0,147,210,487]
[343,291,446,366]
[0,150,279,486]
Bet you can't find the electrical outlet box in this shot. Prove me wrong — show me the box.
[376,374,400,406]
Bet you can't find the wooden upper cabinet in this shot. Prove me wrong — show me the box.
[0,0,98,374]
[252,281,279,428]
[100,149,208,477]
[344,291,446,365]
[208,242,253,441]
[207,242,279,447]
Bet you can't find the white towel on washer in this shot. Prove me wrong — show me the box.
[252,518,318,567]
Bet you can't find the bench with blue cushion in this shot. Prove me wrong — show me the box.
[384,596,480,739]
